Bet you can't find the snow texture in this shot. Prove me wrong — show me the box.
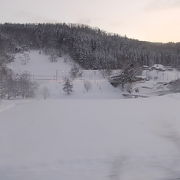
[1,95,180,180]
[2,50,180,180]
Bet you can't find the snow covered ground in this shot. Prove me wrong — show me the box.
[1,95,180,180]
[7,50,121,98]
[2,50,180,179]
[7,50,180,98]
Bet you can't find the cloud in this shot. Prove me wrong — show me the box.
[146,0,180,11]
[77,18,92,25]
[12,11,58,23]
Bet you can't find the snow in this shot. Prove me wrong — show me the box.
[8,50,72,76]
[7,50,180,98]
[1,95,180,180]
[2,50,180,179]
[151,64,166,71]
[133,67,180,96]
[142,68,180,83]
[7,50,122,98]
[0,100,15,113]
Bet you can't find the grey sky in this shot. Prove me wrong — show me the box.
[1,0,180,42]
[146,0,180,10]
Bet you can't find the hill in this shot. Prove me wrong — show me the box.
[1,23,180,70]
[1,23,180,99]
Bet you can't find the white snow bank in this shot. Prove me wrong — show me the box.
[0,101,15,113]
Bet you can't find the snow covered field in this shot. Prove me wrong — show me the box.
[2,49,180,180]
[7,50,180,98]
[1,95,180,180]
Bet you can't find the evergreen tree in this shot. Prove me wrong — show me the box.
[63,78,73,95]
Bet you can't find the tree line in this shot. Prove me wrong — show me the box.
[1,23,180,70]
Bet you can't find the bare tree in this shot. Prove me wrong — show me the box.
[70,64,82,79]
[49,49,58,62]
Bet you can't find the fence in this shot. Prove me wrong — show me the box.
[28,70,107,82]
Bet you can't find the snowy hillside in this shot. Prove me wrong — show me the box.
[6,51,180,98]
[7,50,122,98]
[8,50,72,76]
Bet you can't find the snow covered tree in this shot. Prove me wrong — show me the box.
[109,63,142,90]
[63,78,73,95]
[70,64,82,79]
[16,73,37,98]
[49,49,58,62]
[0,81,5,99]
[1,23,180,70]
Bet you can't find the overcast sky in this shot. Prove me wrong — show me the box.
[1,0,180,42]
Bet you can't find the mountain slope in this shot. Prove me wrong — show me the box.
[1,23,180,69]
[7,50,122,98]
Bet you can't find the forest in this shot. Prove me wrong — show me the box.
[1,23,180,70]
